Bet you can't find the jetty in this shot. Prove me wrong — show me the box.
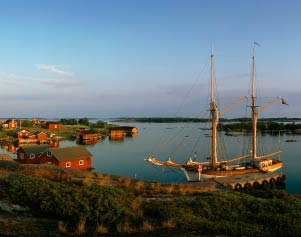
[212,172,286,190]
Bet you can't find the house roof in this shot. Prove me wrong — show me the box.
[48,146,92,161]
[82,130,98,135]
[19,145,50,155]
[14,129,29,134]
[34,131,47,135]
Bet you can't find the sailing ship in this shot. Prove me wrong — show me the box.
[146,48,285,180]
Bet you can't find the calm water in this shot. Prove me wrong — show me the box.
[65,122,300,194]
[4,122,300,194]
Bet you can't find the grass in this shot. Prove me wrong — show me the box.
[95,223,108,235]
[141,221,155,232]
[116,222,135,233]
[162,219,176,229]
[76,217,86,234]
[57,221,67,234]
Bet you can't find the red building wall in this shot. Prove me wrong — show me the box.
[47,123,59,130]
[16,148,41,164]
[14,130,30,139]
[38,153,92,170]
[58,157,92,170]
[36,133,47,140]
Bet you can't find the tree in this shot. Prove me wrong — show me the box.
[78,117,89,126]
[22,120,32,127]
[90,120,106,129]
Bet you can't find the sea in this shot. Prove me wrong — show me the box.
[3,122,300,194]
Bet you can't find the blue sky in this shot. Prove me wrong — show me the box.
[0,0,300,118]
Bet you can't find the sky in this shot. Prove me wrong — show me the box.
[0,0,300,118]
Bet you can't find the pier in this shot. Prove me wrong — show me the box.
[213,172,286,190]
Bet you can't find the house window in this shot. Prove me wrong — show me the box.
[30,154,35,159]
[20,153,24,159]
[47,151,52,157]
[79,160,84,166]
[66,162,71,168]
[47,162,52,165]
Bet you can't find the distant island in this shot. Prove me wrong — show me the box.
[112,117,301,123]
[112,117,301,133]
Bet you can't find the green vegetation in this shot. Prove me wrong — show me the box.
[59,118,78,125]
[222,121,301,133]
[21,120,33,127]
[78,117,90,126]
[2,170,300,236]
[90,120,107,129]
[7,176,137,231]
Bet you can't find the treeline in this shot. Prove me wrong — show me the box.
[59,118,107,129]
[59,117,90,126]
[222,121,301,132]
[113,117,301,123]
[5,175,301,236]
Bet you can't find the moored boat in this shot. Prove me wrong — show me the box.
[146,46,287,181]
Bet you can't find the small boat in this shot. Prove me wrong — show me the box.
[225,131,242,137]
[286,139,297,142]
[146,47,286,181]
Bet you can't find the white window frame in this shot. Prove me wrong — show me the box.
[66,162,71,168]
[79,160,84,166]
[30,153,35,159]
[47,151,52,157]
[20,153,24,159]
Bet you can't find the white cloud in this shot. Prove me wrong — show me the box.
[35,64,74,77]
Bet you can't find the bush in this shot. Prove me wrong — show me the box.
[7,176,137,230]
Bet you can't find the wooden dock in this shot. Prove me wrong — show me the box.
[212,172,286,190]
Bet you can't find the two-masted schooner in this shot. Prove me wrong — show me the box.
[146,48,285,180]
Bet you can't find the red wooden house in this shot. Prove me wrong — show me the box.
[14,129,30,139]
[16,145,92,170]
[109,127,125,137]
[34,131,47,141]
[2,119,17,129]
[39,146,92,170]
[32,118,40,126]
[77,128,100,141]
[43,122,60,130]
[17,145,49,164]
[122,126,138,135]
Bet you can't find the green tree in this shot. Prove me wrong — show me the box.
[21,120,32,127]
[78,117,89,126]
[90,120,106,129]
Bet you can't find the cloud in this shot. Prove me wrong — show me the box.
[35,64,74,77]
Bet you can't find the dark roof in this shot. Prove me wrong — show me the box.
[14,129,29,134]
[19,145,50,155]
[49,146,92,161]
[34,131,47,135]
[5,119,15,123]
[82,130,98,135]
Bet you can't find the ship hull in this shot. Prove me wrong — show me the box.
[182,160,283,181]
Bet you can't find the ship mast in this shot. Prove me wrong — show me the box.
[210,47,218,168]
[251,48,258,162]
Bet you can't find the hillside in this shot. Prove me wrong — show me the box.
[0,161,300,236]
